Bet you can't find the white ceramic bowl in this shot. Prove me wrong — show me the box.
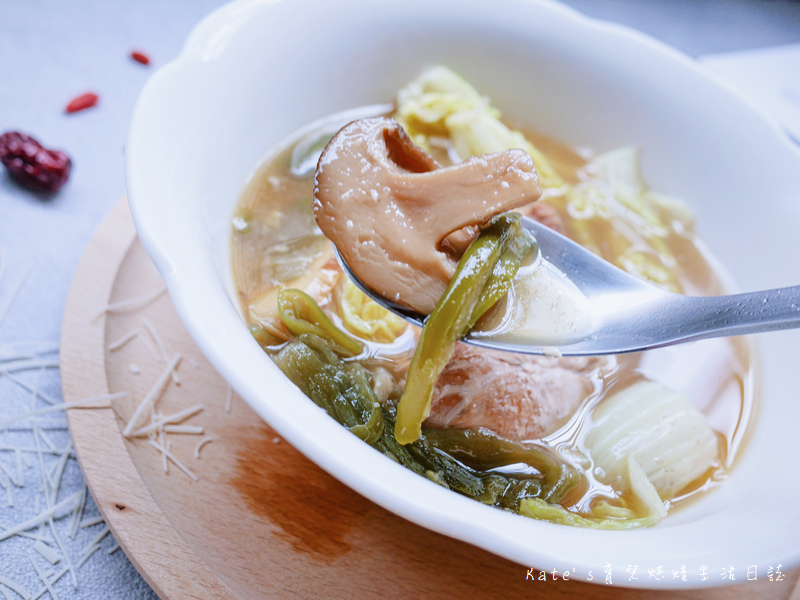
[127,0,800,588]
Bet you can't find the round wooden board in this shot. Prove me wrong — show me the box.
[60,199,800,600]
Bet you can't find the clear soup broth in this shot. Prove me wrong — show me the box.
[231,95,757,527]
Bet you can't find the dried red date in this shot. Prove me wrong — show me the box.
[0,132,72,193]
[131,51,150,65]
[65,93,98,114]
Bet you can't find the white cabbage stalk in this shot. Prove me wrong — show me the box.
[585,380,718,500]
[619,454,667,519]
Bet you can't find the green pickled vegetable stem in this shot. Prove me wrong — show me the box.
[395,213,532,445]
[277,288,364,357]
[422,428,578,503]
[470,229,536,322]
[270,335,578,513]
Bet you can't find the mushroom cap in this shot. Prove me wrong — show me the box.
[313,117,542,315]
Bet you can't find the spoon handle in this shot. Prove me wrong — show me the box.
[663,285,800,343]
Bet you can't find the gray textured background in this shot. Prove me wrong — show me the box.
[1,1,799,598]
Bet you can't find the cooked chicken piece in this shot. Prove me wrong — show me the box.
[425,343,615,440]
[313,117,542,315]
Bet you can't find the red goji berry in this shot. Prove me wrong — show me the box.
[65,93,99,114]
[0,131,72,193]
[131,51,150,65]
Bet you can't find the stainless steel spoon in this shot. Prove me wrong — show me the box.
[335,216,800,356]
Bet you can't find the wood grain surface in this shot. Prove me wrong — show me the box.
[60,199,800,599]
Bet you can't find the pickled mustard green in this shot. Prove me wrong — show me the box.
[277,288,364,357]
[395,213,534,444]
[272,334,577,511]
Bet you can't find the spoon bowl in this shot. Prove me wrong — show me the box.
[336,216,800,356]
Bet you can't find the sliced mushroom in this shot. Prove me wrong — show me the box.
[313,117,542,315]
